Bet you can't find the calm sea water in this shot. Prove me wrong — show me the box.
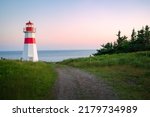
[0,50,96,62]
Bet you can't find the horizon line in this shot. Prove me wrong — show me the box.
[0,49,97,52]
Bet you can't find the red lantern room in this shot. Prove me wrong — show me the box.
[23,21,36,33]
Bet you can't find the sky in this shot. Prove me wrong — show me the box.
[0,0,150,51]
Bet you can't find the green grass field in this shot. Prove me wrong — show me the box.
[60,51,150,99]
[0,60,57,100]
[0,51,149,100]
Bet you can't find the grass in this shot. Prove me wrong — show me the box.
[0,51,149,100]
[60,51,150,99]
[0,60,57,100]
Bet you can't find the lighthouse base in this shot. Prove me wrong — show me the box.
[23,44,38,62]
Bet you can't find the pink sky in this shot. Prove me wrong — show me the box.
[0,0,150,50]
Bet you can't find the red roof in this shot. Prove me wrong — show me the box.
[26,21,33,25]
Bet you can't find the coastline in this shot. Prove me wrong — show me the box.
[0,50,96,62]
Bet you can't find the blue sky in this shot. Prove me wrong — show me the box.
[0,0,150,50]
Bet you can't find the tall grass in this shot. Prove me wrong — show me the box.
[0,60,57,100]
[60,51,150,99]
[61,51,150,68]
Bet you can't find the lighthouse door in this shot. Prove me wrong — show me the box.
[29,57,33,61]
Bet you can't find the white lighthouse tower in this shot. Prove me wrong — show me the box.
[23,21,38,62]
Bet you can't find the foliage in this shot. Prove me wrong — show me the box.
[94,25,150,55]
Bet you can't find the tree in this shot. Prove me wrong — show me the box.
[135,28,145,51]
[94,25,150,56]
[144,25,150,50]
[115,31,128,53]
[94,42,114,55]
[131,29,136,42]
[129,29,137,52]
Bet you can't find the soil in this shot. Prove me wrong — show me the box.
[53,65,118,100]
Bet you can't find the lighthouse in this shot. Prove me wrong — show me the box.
[23,21,38,62]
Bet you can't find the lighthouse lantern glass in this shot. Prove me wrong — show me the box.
[24,22,35,33]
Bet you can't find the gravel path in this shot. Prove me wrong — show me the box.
[53,66,118,100]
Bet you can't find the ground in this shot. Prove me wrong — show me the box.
[53,65,118,100]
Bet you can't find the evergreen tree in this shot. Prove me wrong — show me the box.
[131,29,136,42]
[115,31,128,53]
[94,42,114,55]
[144,25,150,50]
[136,28,145,51]
[129,29,136,52]
[94,25,150,56]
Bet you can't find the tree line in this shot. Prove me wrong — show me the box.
[94,25,150,56]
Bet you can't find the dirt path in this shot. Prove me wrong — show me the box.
[53,66,118,100]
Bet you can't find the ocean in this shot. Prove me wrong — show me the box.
[0,50,96,62]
